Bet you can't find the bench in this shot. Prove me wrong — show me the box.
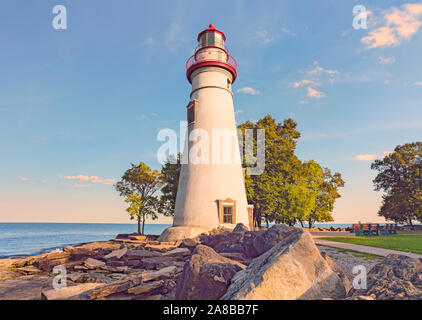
[351,223,397,236]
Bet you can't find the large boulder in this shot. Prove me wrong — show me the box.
[200,224,298,258]
[175,245,246,300]
[348,254,422,300]
[221,228,348,300]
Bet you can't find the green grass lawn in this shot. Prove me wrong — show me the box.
[319,234,422,255]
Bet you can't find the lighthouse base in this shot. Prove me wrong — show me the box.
[157,226,210,242]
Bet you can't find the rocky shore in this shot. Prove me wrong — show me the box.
[0,224,420,300]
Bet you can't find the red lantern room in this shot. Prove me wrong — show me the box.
[186,24,237,84]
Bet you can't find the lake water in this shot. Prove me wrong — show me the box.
[0,223,170,258]
[0,222,352,258]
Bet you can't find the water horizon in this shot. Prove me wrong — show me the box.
[0,222,357,259]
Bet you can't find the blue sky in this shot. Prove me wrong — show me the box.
[0,0,421,223]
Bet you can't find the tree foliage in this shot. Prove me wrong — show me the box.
[371,142,422,225]
[115,162,163,234]
[238,115,344,228]
[159,153,182,217]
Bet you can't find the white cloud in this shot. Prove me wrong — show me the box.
[378,56,396,64]
[280,27,296,36]
[236,87,260,95]
[255,29,275,44]
[412,81,422,86]
[60,175,116,185]
[293,79,321,88]
[306,66,339,76]
[18,176,31,182]
[383,150,394,155]
[354,154,377,161]
[362,3,422,49]
[234,109,243,115]
[306,87,325,99]
[298,100,308,104]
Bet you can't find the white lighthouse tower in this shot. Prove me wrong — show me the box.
[159,24,252,241]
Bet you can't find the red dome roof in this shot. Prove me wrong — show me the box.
[197,24,226,42]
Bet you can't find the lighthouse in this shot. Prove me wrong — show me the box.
[159,24,253,241]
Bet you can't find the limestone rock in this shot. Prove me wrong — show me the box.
[84,258,106,269]
[141,256,175,270]
[179,238,198,252]
[163,248,191,257]
[88,280,132,300]
[104,247,127,260]
[141,266,177,282]
[249,224,298,258]
[126,249,162,259]
[128,280,164,295]
[221,228,348,300]
[175,245,246,300]
[348,254,422,300]
[233,223,249,232]
[41,283,102,300]
[320,252,352,295]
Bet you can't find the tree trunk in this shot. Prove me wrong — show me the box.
[137,216,141,235]
[142,213,146,235]
[299,220,304,228]
[308,218,313,229]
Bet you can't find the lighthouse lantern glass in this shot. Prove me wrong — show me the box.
[199,32,225,49]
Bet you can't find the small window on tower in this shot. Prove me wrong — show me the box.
[223,205,233,224]
[187,100,197,125]
[227,79,231,90]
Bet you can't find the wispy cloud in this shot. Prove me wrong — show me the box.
[412,81,422,86]
[236,87,260,95]
[18,176,31,182]
[378,56,396,64]
[141,112,159,121]
[362,3,422,49]
[306,65,339,76]
[306,87,325,99]
[234,109,243,115]
[292,79,321,88]
[59,175,116,185]
[292,61,339,99]
[354,154,377,161]
[255,29,275,44]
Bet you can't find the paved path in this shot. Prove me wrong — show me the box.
[314,238,422,259]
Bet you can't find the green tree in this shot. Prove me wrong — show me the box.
[238,115,304,227]
[238,115,344,228]
[371,142,422,226]
[303,163,345,229]
[159,153,182,217]
[115,162,163,234]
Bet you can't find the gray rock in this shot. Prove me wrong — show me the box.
[175,245,246,300]
[221,227,348,300]
[41,283,103,300]
[84,258,106,269]
[348,254,422,300]
[233,223,249,232]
